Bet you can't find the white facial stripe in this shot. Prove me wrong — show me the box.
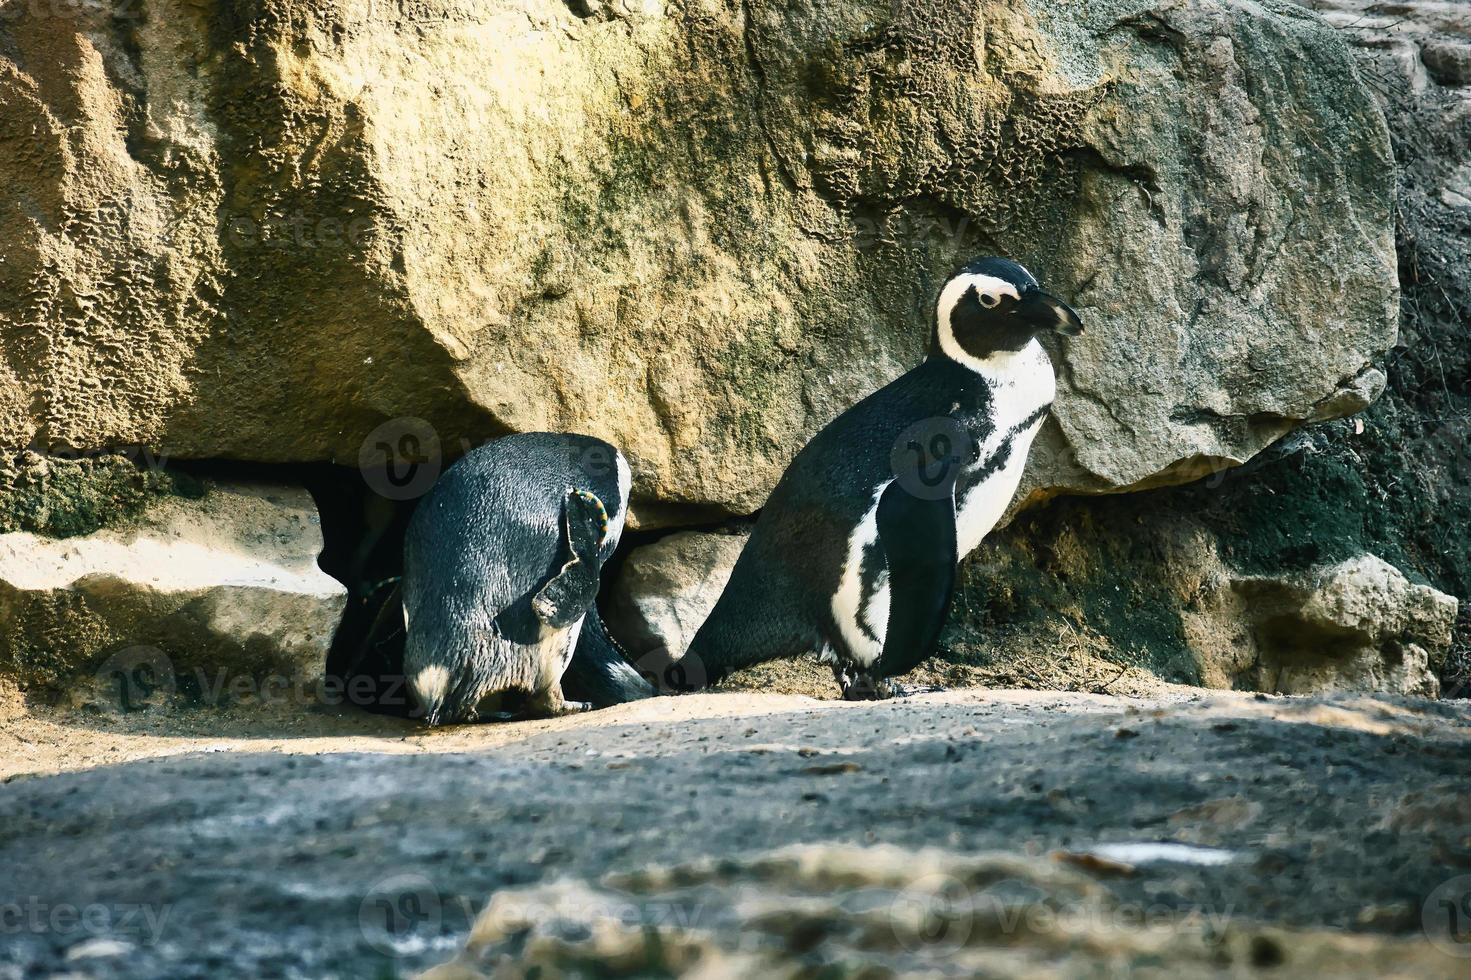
[936,273,1022,372]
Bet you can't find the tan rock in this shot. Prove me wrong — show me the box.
[606,529,748,658]
[0,482,346,698]
[0,0,1396,519]
[422,841,1455,979]
[1192,554,1458,696]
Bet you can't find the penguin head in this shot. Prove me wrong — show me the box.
[932,257,1083,367]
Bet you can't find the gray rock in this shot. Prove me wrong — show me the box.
[7,690,1456,977]
[0,482,346,699]
[1422,40,1471,87]
[1191,554,1458,696]
[606,529,748,658]
[0,0,1395,517]
[1297,0,1471,91]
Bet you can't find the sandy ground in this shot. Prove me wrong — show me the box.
[1,683,1469,977]
[0,652,1174,780]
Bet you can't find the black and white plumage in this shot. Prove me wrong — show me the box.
[682,257,1083,699]
[401,432,653,724]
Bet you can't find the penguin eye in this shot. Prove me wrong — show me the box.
[979,293,999,308]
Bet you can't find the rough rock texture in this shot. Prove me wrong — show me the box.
[0,0,1395,517]
[0,691,1466,977]
[931,0,1471,699]
[425,843,1451,979]
[1186,554,1457,696]
[0,482,346,695]
[0,450,197,538]
[1238,0,1471,692]
[941,487,1464,697]
[605,529,747,658]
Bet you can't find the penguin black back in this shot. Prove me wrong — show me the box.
[684,257,1082,697]
[680,360,992,682]
[401,432,652,723]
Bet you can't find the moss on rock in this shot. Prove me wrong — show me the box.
[944,493,1204,687]
[0,0,1395,520]
[0,453,206,539]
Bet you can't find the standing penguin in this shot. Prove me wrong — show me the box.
[681,257,1083,699]
[402,432,653,724]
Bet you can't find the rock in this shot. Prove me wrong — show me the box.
[424,844,1105,979]
[1297,556,1457,645]
[0,0,1395,517]
[424,838,1454,979]
[1306,367,1386,423]
[606,529,748,658]
[1296,0,1471,91]
[1192,555,1457,696]
[1422,41,1471,87]
[0,450,190,538]
[963,482,1461,698]
[935,3,1469,699]
[0,482,346,699]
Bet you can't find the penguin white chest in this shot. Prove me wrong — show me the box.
[955,419,1044,558]
[955,341,1056,557]
[829,342,1056,669]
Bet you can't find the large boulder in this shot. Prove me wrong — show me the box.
[0,481,346,698]
[0,0,1395,519]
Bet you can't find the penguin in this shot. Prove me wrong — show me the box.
[319,483,420,717]
[681,257,1083,699]
[400,432,654,724]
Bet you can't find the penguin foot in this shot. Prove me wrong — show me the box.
[836,668,897,701]
[531,693,592,718]
[883,682,945,699]
[836,668,944,701]
[481,699,590,722]
[479,688,596,722]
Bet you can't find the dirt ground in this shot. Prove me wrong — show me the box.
[1,681,1469,978]
[0,650,1175,780]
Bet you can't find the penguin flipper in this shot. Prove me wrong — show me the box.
[531,489,610,630]
[872,480,958,681]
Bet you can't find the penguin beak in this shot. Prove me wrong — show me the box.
[1018,288,1084,336]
